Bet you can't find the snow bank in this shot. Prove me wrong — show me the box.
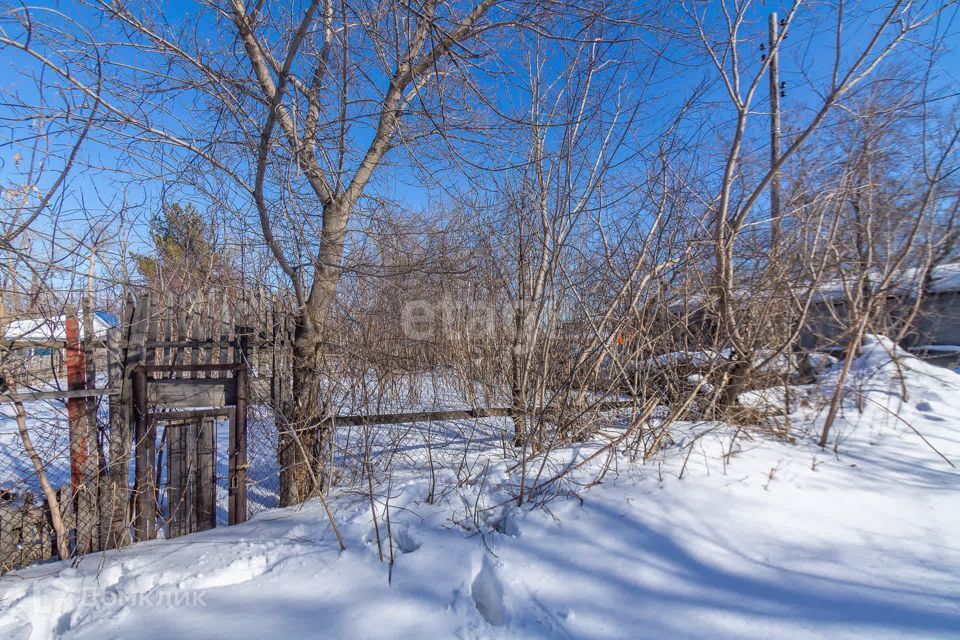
[809,334,960,445]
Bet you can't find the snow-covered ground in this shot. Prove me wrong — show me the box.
[0,370,498,523]
[1,338,958,639]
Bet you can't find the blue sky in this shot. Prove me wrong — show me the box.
[1,0,958,271]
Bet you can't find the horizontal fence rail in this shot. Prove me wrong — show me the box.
[325,399,641,428]
[0,388,119,403]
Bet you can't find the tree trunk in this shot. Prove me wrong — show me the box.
[279,202,347,506]
[819,323,868,448]
[716,357,752,418]
[14,401,71,560]
[510,344,525,447]
[279,307,326,505]
[510,302,527,447]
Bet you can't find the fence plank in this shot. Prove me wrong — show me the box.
[229,346,248,526]
[57,486,76,552]
[197,418,216,531]
[0,506,18,569]
[0,388,118,403]
[174,308,188,372]
[147,378,236,408]
[82,298,103,552]
[166,422,184,539]
[163,307,175,375]
[105,295,135,550]
[190,295,203,381]
[185,420,198,535]
[219,296,231,376]
[204,291,216,376]
[127,293,149,369]
[132,293,157,542]
[1,498,62,572]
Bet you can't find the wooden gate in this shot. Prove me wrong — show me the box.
[166,418,216,537]
[1,289,289,571]
[126,293,252,540]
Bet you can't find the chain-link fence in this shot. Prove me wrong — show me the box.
[246,407,281,518]
[0,396,73,571]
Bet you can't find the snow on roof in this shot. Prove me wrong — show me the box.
[2,314,113,341]
[669,262,960,311]
[812,262,960,304]
[926,262,960,293]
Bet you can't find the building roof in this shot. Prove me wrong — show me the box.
[812,262,960,304]
[2,313,114,341]
[667,262,960,312]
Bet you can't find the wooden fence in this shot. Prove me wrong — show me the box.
[1,289,646,572]
[0,291,283,571]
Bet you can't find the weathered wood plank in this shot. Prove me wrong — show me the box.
[56,486,76,540]
[144,339,238,349]
[0,504,53,570]
[132,295,158,542]
[127,292,150,370]
[158,308,171,378]
[166,422,184,539]
[147,378,237,408]
[219,296,231,376]
[143,363,239,373]
[0,506,19,570]
[184,420,198,535]
[197,418,216,531]
[81,298,100,535]
[0,388,119,403]
[189,295,203,381]
[145,296,159,371]
[205,291,218,377]
[173,309,188,372]
[105,296,135,550]
[75,485,96,554]
[149,408,231,421]
[166,417,217,538]
[0,339,67,349]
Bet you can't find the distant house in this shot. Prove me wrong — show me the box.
[801,263,960,351]
[2,312,115,343]
[2,312,118,379]
[654,263,960,359]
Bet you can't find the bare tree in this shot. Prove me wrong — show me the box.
[1,0,526,503]
[681,0,956,414]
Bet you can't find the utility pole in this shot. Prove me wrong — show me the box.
[768,12,782,254]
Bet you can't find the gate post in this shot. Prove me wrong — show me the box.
[65,311,88,496]
[132,365,156,540]
[229,335,249,525]
[65,308,92,552]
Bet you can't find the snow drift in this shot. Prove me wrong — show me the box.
[1,337,958,639]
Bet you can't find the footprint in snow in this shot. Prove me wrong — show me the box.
[363,524,421,554]
[471,555,507,626]
[916,400,946,420]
